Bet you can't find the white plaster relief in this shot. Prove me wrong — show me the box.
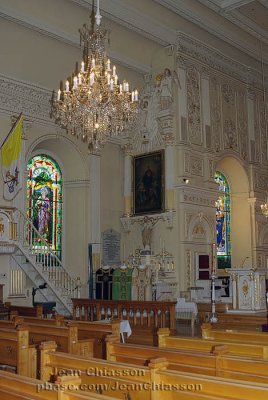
[183,193,216,208]
[221,84,238,151]
[0,75,52,124]
[130,71,177,153]
[177,33,265,89]
[209,78,222,153]
[254,96,261,163]
[254,172,268,191]
[189,156,204,177]
[186,68,202,146]
[236,90,249,160]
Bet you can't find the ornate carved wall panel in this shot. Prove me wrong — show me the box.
[186,250,192,288]
[209,78,221,152]
[186,68,202,146]
[0,75,51,123]
[236,90,248,161]
[253,95,261,164]
[184,154,204,176]
[259,97,268,165]
[254,172,267,191]
[221,84,238,151]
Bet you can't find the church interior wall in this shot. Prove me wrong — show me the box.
[0,0,267,305]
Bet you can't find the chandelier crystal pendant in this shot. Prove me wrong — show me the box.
[51,0,138,152]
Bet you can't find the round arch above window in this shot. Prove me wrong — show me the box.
[27,154,63,259]
[215,171,231,269]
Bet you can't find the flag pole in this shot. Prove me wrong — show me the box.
[0,113,23,149]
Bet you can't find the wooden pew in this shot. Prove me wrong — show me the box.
[0,370,119,400]
[67,319,121,358]
[0,319,94,358]
[25,323,94,358]
[158,328,268,359]
[0,326,36,378]
[5,303,43,318]
[9,316,120,359]
[39,341,268,400]
[106,335,268,384]
[12,314,65,326]
[202,323,268,344]
[3,316,120,359]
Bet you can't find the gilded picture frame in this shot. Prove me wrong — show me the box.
[133,151,164,215]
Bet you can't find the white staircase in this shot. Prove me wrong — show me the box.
[2,208,80,316]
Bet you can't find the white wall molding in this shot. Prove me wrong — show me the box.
[156,0,268,63]
[0,74,53,125]
[177,32,267,89]
[64,179,90,188]
[223,9,268,45]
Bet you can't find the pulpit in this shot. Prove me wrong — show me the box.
[228,268,267,312]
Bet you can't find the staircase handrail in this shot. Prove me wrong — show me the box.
[16,208,65,271]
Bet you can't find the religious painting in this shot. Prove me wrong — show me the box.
[27,155,63,259]
[133,151,164,215]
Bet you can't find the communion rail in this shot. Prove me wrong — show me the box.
[72,299,176,333]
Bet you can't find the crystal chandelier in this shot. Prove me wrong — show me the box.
[51,0,138,152]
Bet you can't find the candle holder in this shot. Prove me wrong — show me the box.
[210,272,218,323]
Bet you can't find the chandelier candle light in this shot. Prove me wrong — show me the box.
[51,0,138,152]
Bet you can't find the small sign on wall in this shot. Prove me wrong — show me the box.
[102,229,121,265]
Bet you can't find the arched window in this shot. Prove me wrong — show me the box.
[27,155,62,259]
[215,171,231,268]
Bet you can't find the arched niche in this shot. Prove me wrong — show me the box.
[189,214,214,244]
[27,136,89,182]
[216,156,251,268]
[26,135,90,282]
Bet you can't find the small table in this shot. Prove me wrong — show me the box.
[120,320,132,343]
[175,298,198,337]
[93,319,132,343]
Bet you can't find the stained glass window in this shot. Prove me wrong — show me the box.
[215,171,231,268]
[27,155,62,259]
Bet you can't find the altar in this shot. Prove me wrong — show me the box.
[227,267,267,313]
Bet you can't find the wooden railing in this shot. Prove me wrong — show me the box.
[72,299,176,332]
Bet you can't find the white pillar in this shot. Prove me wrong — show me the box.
[89,153,101,244]
[165,144,175,210]
[177,66,187,142]
[231,274,237,309]
[201,74,211,147]
[123,145,132,216]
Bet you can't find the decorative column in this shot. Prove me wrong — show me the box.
[231,273,237,310]
[248,197,257,267]
[158,110,175,211]
[200,70,211,149]
[122,143,133,216]
[89,151,101,287]
[210,243,218,323]
[177,62,188,143]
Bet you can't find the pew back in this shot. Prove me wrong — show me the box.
[158,328,268,359]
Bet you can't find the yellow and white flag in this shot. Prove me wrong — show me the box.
[1,115,23,200]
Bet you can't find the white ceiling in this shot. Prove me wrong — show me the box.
[198,0,268,44]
